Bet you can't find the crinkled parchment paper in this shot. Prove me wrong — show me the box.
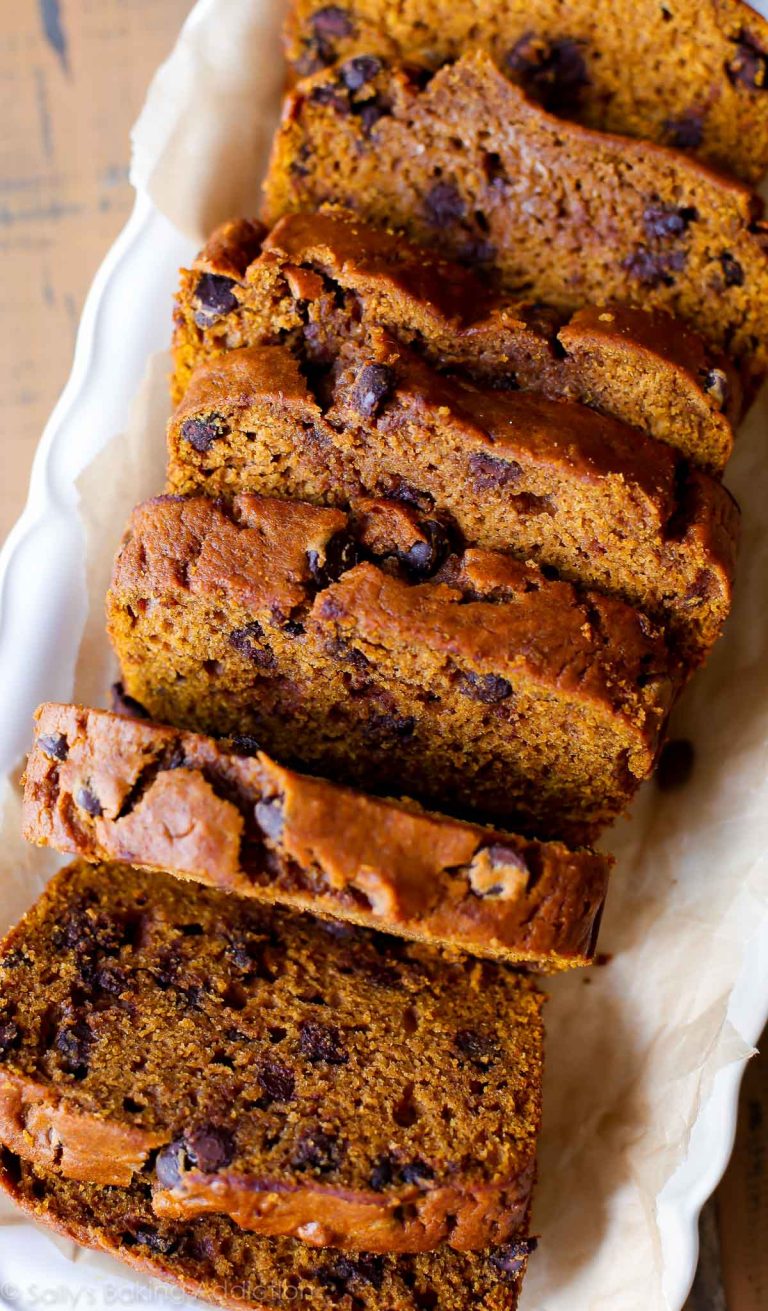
[1,1,767,1307]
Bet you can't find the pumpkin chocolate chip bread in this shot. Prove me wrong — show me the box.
[166,334,739,661]
[23,703,610,970]
[172,209,740,473]
[284,0,768,184]
[0,860,544,1254]
[0,1160,534,1311]
[264,53,768,397]
[106,492,679,841]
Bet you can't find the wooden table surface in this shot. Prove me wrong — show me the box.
[0,3,765,1307]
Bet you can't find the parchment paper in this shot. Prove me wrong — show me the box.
[1,1,767,1308]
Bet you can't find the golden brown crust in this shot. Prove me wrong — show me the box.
[263,53,768,397]
[23,703,610,969]
[106,492,679,840]
[166,334,739,660]
[172,208,740,471]
[0,861,543,1253]
[283,0,768,184]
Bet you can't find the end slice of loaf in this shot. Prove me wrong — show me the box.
[172,209,739,472]
[283,0,768,185]
[166,334,739,663]
[106,492,680,841]
[264,53,768,398]
[0,860,543,1253]
[23,703,610,969]
[0,1158,533,1311]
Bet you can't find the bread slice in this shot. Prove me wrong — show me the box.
[283,0,768,185]
[0,860,543,1253]
[172,209,740,472]
[23,703,609,970]
[166,334,739,662]
[264,52,768,398]
[0,1156,533,1310]
[106,492,679,841]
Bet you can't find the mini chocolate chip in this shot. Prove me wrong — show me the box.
[424,181,466,228]
[311,5,353,38]
[664,111,704,150]
[39,732,68,762]
[309,83,351,114]
[228,622,275,668]
[365,712,416,740]
[355,98,389,134]
[369,1154,394,1190]
[341,55,381,90]
[155,1142,185,1190]
[193,273,239,325]
[228,733,261,756]
[489,1238,537,1277]
[469,451,523,490]
[111,682,150,720]
[306,531,358,586]
[642,204,698,240]
[135,1229,178,1256]
[292,1127,344,1174]
[299,1020,349,1065]
[727,33,768,90]
[0,1019,19,1056]
[185,1124,235,1174]
[400,1159,435,1185]
[622,246,687,287]
[94,965,128,995]
[352,362,395,417]
[318,1255,385,1293]
[506,33,589,112]
[75,786,103,817]
[720,252,745,287]
[454,1028,498,1067]
[180,416,230,453]
[459,671,513,704]
[255,797,285,842]
[258,1058,296,1104]
[400,519,450,579]
[701,368,730,410]
[54,1017,93,1077]
[656,738,695,792]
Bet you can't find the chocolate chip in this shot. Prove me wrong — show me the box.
[135,1229,178,1257]
[340,55,381,90]
[720,252,745,287]
[54,1016,93,1077]
[701,368,730,410]
[193,274,239,326]
[469,451,523,490]
[369,1154,394,1190]
[664,111,704,150]
[365,712,416,740]
[94,965,128,995]
[255,797,285,842]
[727,33,768,90]
[311,5,353,38]
[306,531,358,586]
[309,83,351,115]
[111,682,150,720]
[228,622,275,668]
[424,181,466,228]
[642,204,698,240]
[317,1255,385,1293]
[352,362,395,417]
[258,1058,296,1104]
[180,415,230,453]
[489,1238,537,1278]
[399,519,450,579]
[38,732,68,761]
[656,738,695,792]
[299,1020,349,1065]
[185,1124,235,1173]
[0,1019,19,1056]
[75,786,103,817]
[454,1028,498,1067]
[622,246,687,287]
[506,33,589,113]
[459,671,513,704]
[228,733,261,756]
[292,1127,344,1173]
[400,1159,435,1185]
[355,98,390,134]
[155,1141,184,1190]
